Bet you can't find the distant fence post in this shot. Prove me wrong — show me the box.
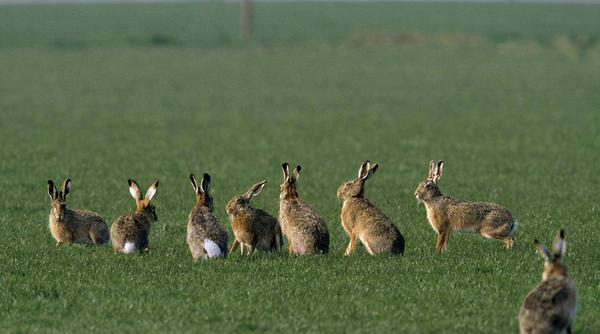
[241,0,253,40]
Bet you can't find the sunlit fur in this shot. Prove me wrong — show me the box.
[519,230,577,334]
[226,180,282,255]
[278,163,329,255]
[337,161,404,256]
[414,160,517,251]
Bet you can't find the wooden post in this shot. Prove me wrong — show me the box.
[241,0,253,40]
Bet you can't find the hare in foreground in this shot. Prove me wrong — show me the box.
[47,179,109,247]
[519,230,577,334]
[187,173,228,260]
[110,179,159,254]
[279,163,329,255]
[226,180,283,255]
[337,161,405,256]
[414,160,517,252]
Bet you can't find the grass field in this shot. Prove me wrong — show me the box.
[1,2,599,333]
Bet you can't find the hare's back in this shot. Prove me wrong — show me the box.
[520,278,576,330]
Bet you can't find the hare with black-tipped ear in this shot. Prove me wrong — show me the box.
[47,179,110,248]
[226,180,283,255]
[337,161,405,256]
[519,230,577,334]
[279,163,329,255]
[414,160,518,252]
[110,179,159,254]
[187,173,228,261]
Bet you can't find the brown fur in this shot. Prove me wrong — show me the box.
[415,160,517,252]
[337,161,404,255]
[226,180,283,255]
[187,173,228,261]
[279,163,329,255]
[110,179,159,254]
[47,179,109,247]
[519,230,577,334]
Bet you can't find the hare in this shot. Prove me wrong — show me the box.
[110,179,159,254]
[519,230,577,334]
[47,179,109,247]
[337,161,404,256]
[226,180,283,255]
[279,163,329,255]
[187,173,228,260]
[414,160,517,252]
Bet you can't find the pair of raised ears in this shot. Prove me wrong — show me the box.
[357,160,379,180]
[535,230,567,262]
[282,163,301,182]
[428,160,444,182]
[243,180,267,200]
[189,173,210,194]
[129,179,159,202]
[48,179,71,200]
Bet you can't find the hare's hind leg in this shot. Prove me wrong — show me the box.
[480,224,514,249]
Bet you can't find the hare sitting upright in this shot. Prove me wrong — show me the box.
[47,179,109,247]
[519,230,577,334]
[279,163,329,255]
[110,179,159,254]
[414,160,517,252]
[187,173,228,261]
[226,180,283,255]
[337,161,404,256]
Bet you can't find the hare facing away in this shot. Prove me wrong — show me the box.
[110,179,159,254]
[519,230,577,334]
[337,161,405,256]
[47,179,109,247]
[415,160,518,252]
[187,173,228,261]
[279,163,329,255]
[226,180,283,255]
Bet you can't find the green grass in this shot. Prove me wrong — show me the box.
[1,2,600,333]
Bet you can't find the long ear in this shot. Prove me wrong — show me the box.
[61,179,71,200]
[358,161,369,179]
[128,179,142,200]
[535,240,552,261]
[433,161,444,183]
[552,229,566,258]
[189,174,199,194]
[428,160,436,179]
[244,180,267,200]
[281,163,290,182]
[145,180,159,201]
[200,173,211,193]
[48,180,58,200]
[292,165,302,182]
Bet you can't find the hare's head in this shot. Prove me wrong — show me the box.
[536,230,568,281]
[280,163,301,200]
[129,179,159,222]
[189,173,213,211]
[337,161,378,199]
[226,180,267,215]
[415,160,444,202]
[48,179,71,219]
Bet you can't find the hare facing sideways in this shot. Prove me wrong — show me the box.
[519,230,577,334]
[337,161,404,256]
[47,179,109,248]
[415,160,517,252]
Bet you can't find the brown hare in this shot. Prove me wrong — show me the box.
[279,163,329,255]
[226,180,283,255]
[110,179,159,254]
[187,173,228,260]
[337,161,404,256]
[519,230,577,334]
[415,160,517,252]
[47,179,109,247]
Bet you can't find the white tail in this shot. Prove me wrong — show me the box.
[203,239,222,258]
[123,241,137,254]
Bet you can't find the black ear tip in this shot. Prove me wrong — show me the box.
[48,180,53,185]
[203,173,210,179]
[559,229,565,238]
[533,239,539,245]
[296,165,302,171]
[155,180,159,187]
[189,174,195,179]
[439,160,444,165]
[282,162,289,169]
